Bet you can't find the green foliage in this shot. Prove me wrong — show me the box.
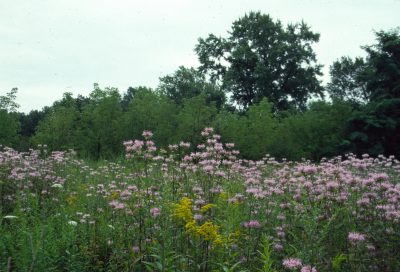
[327,29,400,105]
[0,110,20,147]
[327,57,369,104]
[270,100,353,160]
[175,94,217,145]
[346,99,400,156]
[80,85,124,159]
[158,66,225,109]
[258,235,276,272]
[121,86,151,111]
[0,88,20,147]
[0,88,19,112]
[143,246,184,272]
[364,29,400,100]
[122,88,178,147]
[33,93,79,151]
[196,11,323,111]
[217,99,276,159]
[331,253,347,272]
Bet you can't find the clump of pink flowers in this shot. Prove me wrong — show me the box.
[348,232,365,245]
[243,220,261,229]
[283,258,302,270]
[150,207,160,218]
[301,265,317,272]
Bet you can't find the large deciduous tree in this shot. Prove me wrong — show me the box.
[326,57,369,104]
[195,11,323,111]
[330,30,400,157]
[327,29,400,103]
[364,30,400,100]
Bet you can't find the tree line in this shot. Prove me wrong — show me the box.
[1,12,399,161]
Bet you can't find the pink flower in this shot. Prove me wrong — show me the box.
[274,243,284,251]
[150,207,161,218]
[142,130,153,138]
[301,265,317,272]
[243,220,261,229]
[132,246,140,253]
[348,232,365,245]
[283,258,302,270]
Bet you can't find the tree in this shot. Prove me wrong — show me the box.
[121,86,152,111]
[195,12,323,111]
[79,85,124,158]
[327,29,400,103]
[175,94,217,145]
[0,89,20,147]
[346,99,400,157]
[33,93,79,151]
[328,30,400,157]
[158,66,225,109]
[0,88,19,112]
[271,100,353,160]
[364,30,400,100]
[121,88,177,147]
[217,99,277,159]
[326,57,369,104]
[19,110,47,138]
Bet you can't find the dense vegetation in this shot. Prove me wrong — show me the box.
[1,128,399,271]
[1,12,400,272]
[1,12,399,161]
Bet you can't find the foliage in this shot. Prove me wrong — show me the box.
[364,29,400,101]
[1,129,399,271]
[217,99,277,159]
[158,66,225,109]
[195,11,323,111]
[0,88,19,112]
[327,57,369,104]
[345,99,400,156]
[121,88,178,147]
[175,94,218,145]
[270,100,354,160]
[0,88,20,147]
[33,93,80,152]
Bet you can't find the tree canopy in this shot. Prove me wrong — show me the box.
[195,11,323,111]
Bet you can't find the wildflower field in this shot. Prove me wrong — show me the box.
[0,128,399,271]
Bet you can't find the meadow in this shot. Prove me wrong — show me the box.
[1,128,399,271]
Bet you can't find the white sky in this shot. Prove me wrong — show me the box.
[1,0,399,112]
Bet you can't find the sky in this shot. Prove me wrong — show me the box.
[1,0,399,113]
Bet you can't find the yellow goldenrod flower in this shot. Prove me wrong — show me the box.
[185,220,197,232]
[200,203,215,213]
[172,197,193,223]
[196,221,222,245]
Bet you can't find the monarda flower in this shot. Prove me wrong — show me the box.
[283,258,302,270]
[150,207,161,218]
[243,220,261,229]
[348,232,365,245]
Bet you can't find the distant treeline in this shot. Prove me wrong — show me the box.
[1,12,399,161]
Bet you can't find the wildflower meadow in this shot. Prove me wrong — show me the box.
[0,128,399,271]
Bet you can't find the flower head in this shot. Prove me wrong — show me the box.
[283,258,302,270]
[348,232,365,245]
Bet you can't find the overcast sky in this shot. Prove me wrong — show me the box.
[1,0,399,112]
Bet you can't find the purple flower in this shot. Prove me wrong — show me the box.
[243,220,261,229]
[283,258,302,270]
[142,131,153,138]
[301,265,317,272]
[150,207,161,218]
[348,232,365,245]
